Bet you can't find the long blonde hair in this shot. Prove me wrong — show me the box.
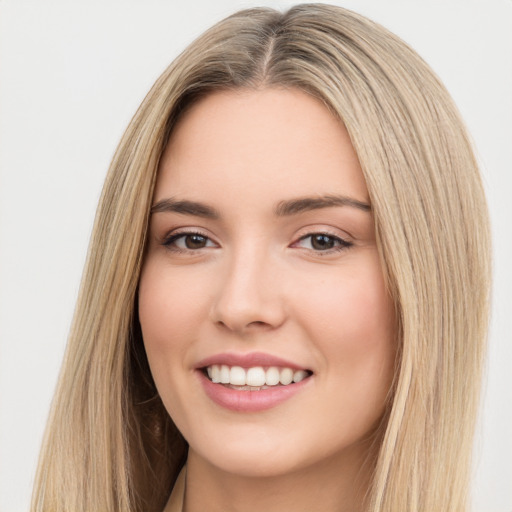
[32,4,491,511]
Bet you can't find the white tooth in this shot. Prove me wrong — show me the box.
[230,366,246,386]
[211,364,221,383]
[220,365,230,384]
[246,367,266,387]
[279,368,293,385]
[207,366,213,379]
[265,367,280,386]
[293,370,308,383]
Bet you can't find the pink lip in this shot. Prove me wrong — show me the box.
[195,352,313,412]
[195,351,309,370]
[197,371,311,412]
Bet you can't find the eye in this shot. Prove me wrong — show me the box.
[163,232,217,251]
[294,233,352,252]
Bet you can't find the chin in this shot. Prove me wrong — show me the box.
[185,420,371,481]
[195,447,312,479]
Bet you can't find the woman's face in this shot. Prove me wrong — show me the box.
[139,88,396,478]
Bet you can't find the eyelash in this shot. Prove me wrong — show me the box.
[162,230,215,253]
[293,232,353,254]
[161,230,353,255]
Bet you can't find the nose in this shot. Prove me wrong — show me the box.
[209,248,286,334]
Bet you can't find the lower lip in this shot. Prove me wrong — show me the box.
[197,371,311,412]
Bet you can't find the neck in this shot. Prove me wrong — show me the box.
[183,443,376,512]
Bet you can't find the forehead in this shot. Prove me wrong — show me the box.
[155,88,369,207]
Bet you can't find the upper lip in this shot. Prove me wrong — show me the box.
[195,352,311,371]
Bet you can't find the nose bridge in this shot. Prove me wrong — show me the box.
[211,242,284,332]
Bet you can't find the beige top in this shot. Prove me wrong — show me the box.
[162,466,186,512]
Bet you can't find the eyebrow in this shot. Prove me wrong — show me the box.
[151,198,219,219]
[150,194,371,219]
[274,195,371,215]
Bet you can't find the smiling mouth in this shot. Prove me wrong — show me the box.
[203,365,313,390]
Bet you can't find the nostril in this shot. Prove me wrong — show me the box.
[215,319,275,332]
[248,321,268,327]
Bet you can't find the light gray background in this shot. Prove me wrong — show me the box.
[0,1,511,511]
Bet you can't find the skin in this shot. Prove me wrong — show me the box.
[139,88,397,512]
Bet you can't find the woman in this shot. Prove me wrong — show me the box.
[31,4,491,512]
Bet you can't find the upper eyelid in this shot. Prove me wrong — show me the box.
[293,232,353,247]
[158,226,353,247]
[293,225,353,242]
[297,231,349,240]
[162,227,213,239]
[160,232,219,254]
[160,228,217,247]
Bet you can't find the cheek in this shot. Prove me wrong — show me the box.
[138,262,205,369]
[137,261,212,430]
[300,257,394,335]
[296,258,396,393]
